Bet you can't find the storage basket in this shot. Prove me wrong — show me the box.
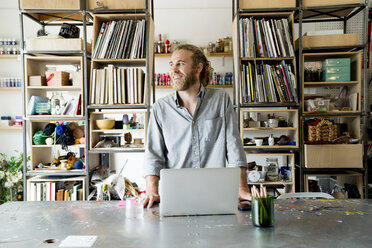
[308,120,337,142]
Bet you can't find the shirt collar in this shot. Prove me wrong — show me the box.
[173,84,206,107]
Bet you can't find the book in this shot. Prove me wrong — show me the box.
[30,182,37,201]
[77,188,84,201]
[90,68,97,104]
[51,182,56,201]
[92,22,106,58]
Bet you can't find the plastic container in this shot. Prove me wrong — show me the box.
[305,99,330,112]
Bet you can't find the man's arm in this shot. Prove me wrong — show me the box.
[239,167,251,201]
[143,175,160,208]
[223,92,251,201]
[143,104,166,208]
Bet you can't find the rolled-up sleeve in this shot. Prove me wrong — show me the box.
[143,104,166,177]
[224,93,247,168]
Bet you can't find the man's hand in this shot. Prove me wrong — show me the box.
[143,193,160,208]
[143,175,160,208]
[239,167,252,201]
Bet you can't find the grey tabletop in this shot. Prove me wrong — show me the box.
[0,199,371,248]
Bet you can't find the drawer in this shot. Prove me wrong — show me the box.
[323,73,350,82]
[323,58,350,67]
[324,66,350,74]
[304,144,363,168]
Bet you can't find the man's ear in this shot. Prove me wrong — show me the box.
[196,62,203,74]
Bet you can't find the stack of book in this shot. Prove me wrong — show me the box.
[241,60,297,103]
[239,17,295,58]
[29,181,83,201]
[92,19,146,59]
[90,65,146,105]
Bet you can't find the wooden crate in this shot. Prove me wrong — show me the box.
[296,33,359,50]
[26,39,92,53]
[302,0,360,7]
[20,0,81,10]
[304,144,363,168]
[304,172,363,199]
[87,0,146,10]
[239,0,295,9]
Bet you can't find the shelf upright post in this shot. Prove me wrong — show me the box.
[298,0,304,192]
[362,0,369,199]
[19,4,28,201]
[82,7,90,199]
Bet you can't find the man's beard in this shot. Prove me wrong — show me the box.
[171,69,198,91]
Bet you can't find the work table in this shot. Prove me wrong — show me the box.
[0,199,371,247]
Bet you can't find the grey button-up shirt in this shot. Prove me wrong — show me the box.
[143,85,247,177]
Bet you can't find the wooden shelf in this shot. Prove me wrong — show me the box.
[209,52,233,57]
[155,52,233,57]
[27,86,81,90]
[247,181,293,185]
[0,54,18,59]
[244,145,298,149]
[32,144,85,148]
[155,53,171,57]
[242,127,296,131]
[155,85,233,89]
[241,57,295,61]
[91,129,145,133]
[0,87,21,91]
[92,58,146,63]
[91,147,144,151]
[304,81,359,86]
[0,126,22,130]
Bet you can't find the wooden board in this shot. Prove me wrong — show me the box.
[87,0,146,10]
[239,0,295,9]
[296,34,359,50]
[302,0,360,7]
[304,144,363,168]
[20,0,81,9]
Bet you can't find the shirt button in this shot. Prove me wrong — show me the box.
[194,151,197,155]
[192,121,195,124]
[193,136,196,140]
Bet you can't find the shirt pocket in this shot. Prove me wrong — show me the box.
[200,116,224,143]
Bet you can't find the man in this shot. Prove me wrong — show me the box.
[143,44,251,208]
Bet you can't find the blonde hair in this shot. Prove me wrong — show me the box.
[174,44,213,87]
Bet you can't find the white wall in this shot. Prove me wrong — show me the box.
[0,0,23,157]
[112,0,235,189]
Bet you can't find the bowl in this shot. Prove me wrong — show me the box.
[254,139,263,146]
[96,119,115,130]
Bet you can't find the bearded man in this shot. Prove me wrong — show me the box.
[143,44,251,208]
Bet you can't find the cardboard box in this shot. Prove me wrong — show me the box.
[301,0,360,7]
[26,38,91,53]
[20,0,81,10]
[87,0,146,10]
[28,76,46,86]
[239,0,295,9]
[45,71,70,86]
[304,144,363,168]
[296,34,359,50]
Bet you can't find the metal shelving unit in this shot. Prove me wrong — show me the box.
[19,1,92,200]
[85,0,154,200]
[296,0,369,198]
[233,0,300,194]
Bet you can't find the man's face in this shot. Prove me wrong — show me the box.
[169,49,198,91]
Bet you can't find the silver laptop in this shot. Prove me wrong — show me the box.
[159,167,240,217]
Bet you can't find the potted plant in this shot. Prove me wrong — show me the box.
[0,152,29,203]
